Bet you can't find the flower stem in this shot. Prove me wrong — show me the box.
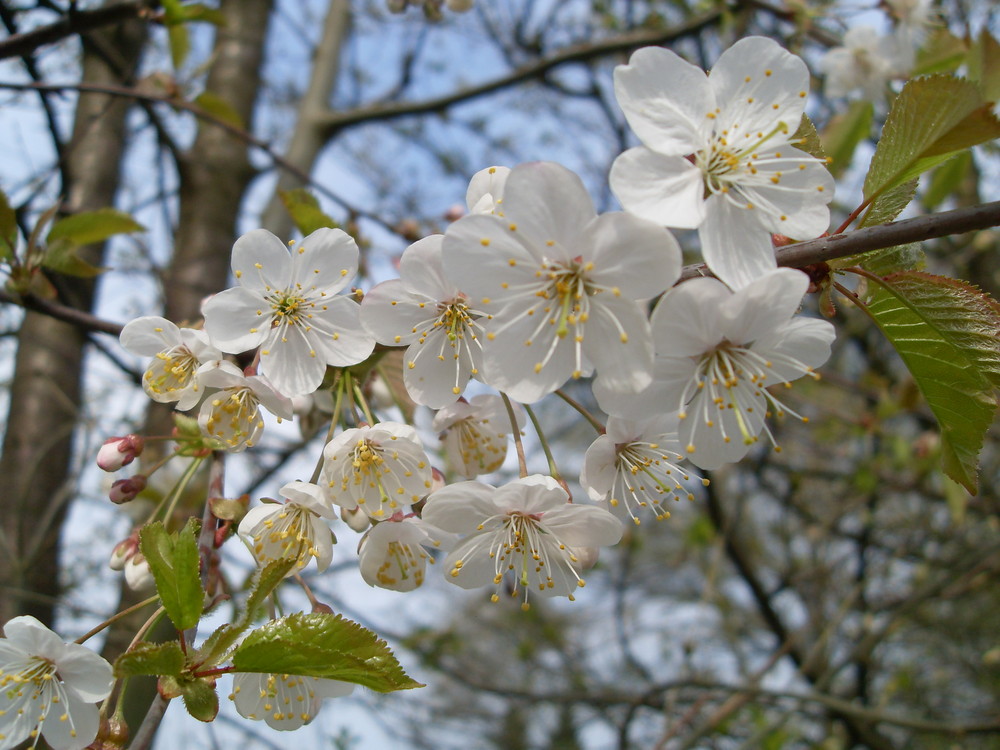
[555,388,605,433]
[523,404,561,481]
[73,594,160,644]
[501,392,528,478]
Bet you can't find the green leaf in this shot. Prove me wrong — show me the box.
[194,91,244,129]
[913,29,968,76]
[834,242,926,277]
[861,179,918,228]
[114,641,185,678]
[177,3,226,25]
[180,677,219,722]
[168,23,190,69]
[195,559,294,667]
[968,29,1000,102]
[821,99,873,177]
[0,189,16,262]
[862,76,1000,214]
[39,240,106,278]
[278,189,339,236]
[47,208,144,247]
[232,612,423,693]
[140,519,204,631]
[790,114,825,160]
[922,150,972,210]
[863,271,1000,493]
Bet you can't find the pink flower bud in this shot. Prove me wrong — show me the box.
[97,434,145,472]
[110,475,147,504]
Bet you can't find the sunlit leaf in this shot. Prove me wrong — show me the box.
[0,189,16,262]
[194,91,244,129]
[232,612,423,692]
[279,188,339,237]
[139,519,204,631]
[790,114,826,160]
[913,29,968,76]
[863,271,1000,493]
[114,641,185,678]
[967,28,1000,102]
[46,208,144,247]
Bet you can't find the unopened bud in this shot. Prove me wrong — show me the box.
[341,505,371,532]
[124,554,155,591]
[445,0,473,10]
[110,475,147,504]
[209,493,249,522]
[91,717,129,750]
[430,466,447,493]
[97,434,145,472]
[443,203,465,222]
[109,537,138,571]
[312,601,335,615]
[387,0,407,11]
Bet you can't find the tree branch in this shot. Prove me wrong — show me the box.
[313,9,725,136]
[0,1,159,61]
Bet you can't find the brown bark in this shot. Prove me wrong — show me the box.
[0,4,147,625]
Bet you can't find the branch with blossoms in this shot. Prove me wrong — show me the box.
[1,23,999,750]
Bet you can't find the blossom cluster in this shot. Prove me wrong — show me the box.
[58,36,845,744]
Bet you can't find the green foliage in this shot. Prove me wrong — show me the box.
[863,271,1000,493]
[114,640,186,678]
[862,76,1000,225]
[967,29,1000,102]
[232,612,424,692]
[922,151,973,210]
[162,0,226,68]
[42,208,144,278]
[279,188,339,236]
[821,100,873,177]
[194,91,245,129]
[195,559,295,667]
[913,29,968,75]
[0,189,16,262]
[140,519,205,631]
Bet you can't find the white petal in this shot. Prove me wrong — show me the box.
[305,296,376,367]
[442,214,540,301]
[609,148,706,229]
[582,212,682,299]
[466,166,510,213]
[398,235,456,300]
[403,332,473,409]
[722,268,809,344]
[421,481,498,533]
[580,434,618,500]
[202,287,271,353]
[614,46,714,154]
[752,316,835,380]
[52,645,113,702]
[38,692,99,750]
[709,37,809,138]
[650,278,730,358]
[119,316,181,356]
[360,280,432,345]
[744,152,834,238]
[541,504,624,548]
[2,616,64,656]
[280,481,335,519]
[499,162,596,253]
[230,229,292,294]
[583,297,654,396]
[699,196,777,291]
[258,326,329,398]
[291,227,358,295]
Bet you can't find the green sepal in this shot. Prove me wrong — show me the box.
[863,271,1000,494]
[180,676,219,722]
[789,114,825,160]
[279,188,339,237]
[862,75,1000,225]
[139,519,204,631]
[114,640,185,678]
[194,559,295,667]
[194,91,244,129]
[232,612,424,693]
[0,189,16,262]
[821,100,873,177]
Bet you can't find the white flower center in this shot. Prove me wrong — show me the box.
[146,344,198,397]
[204,387,262,448]
[612,440,696,524]
[252,504,321,569]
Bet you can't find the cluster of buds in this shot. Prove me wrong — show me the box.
[98,435,148,504]
[109,533,153,591]
[386,0,473,20]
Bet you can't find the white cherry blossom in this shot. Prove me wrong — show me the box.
[595,269,835,470]
[361,235,487,408]
[320,422,433,519]
[119,316,222,410]
[443,161,681,403]
[238,481,336,575]
[230,671,353,731]
[196,361,293,452]
[610,37,834,290]
[580,415,706,525]
[421,475,623,606]
[0,616,113,750]
[202,228,375,399]
[432,394,523,478]
[819,27,895,100]
[358,515,451,592]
